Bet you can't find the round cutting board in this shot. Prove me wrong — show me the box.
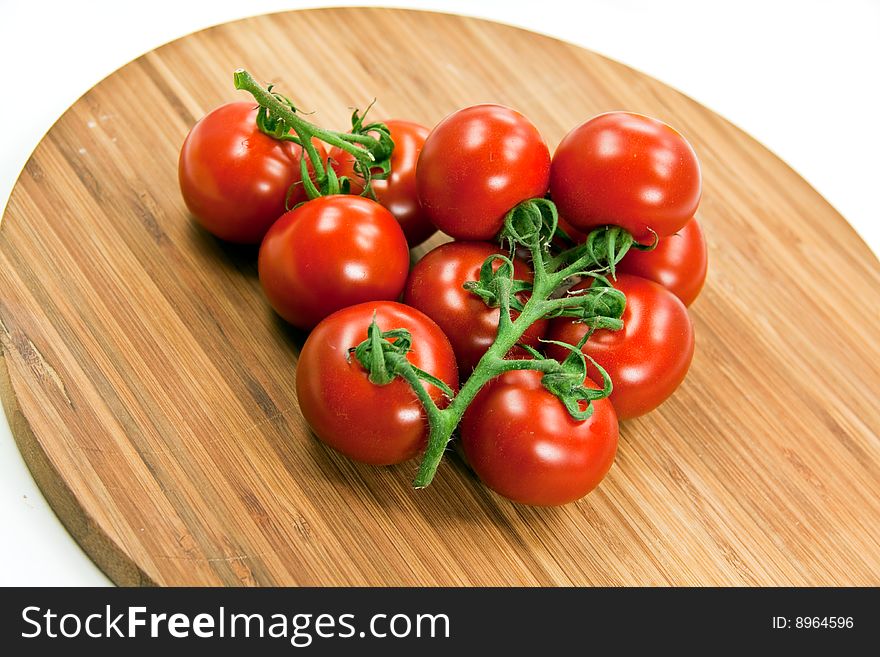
[2,8,879,586]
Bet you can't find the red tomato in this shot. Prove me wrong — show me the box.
[178,102,325,243]
[460,370,618,506]
[617,218,708,306]
[550,112,701,243]
[329,119,436,246]
[546,274,694,420]
[554,215,589,245]
[296,301,458,465]
[416,104,551,240]
[259,196,409,330]
[403,241,548,375]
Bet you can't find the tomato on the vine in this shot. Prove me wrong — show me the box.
[546,274,694,420]
[259,195,409,330]
[416,104,551,240]
[296,301,458,465]
[178,101,325,243]
[184,70,707,499]
[403,241,548,375]
[550,111,701,243]
[617,218,708,306]
[461,369,618,506]
[329,119,436,246]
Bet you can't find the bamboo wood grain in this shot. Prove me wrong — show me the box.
[1,8,879,586]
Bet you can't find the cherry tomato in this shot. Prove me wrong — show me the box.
[329,119,436,246]
[546,274,694,420]
[178,102,325,243]
[259,195,409,330]
[617,218,708,306]
[403,241,548,375]
[550,112,701,243]
[460,369,618,506]
[416,104,551,240]
[296,301,458,465]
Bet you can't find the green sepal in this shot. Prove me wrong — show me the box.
[349,103,394,196]
[462,253,532,311]
[543,282,626,330]
[631,228,660,252]
[350,316,454,398]
[539,339,613,421]
[500,198,559,251]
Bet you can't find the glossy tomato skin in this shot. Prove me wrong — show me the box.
[546,274,694,420]
[403,241,548,375]
[461,370,618,506]
[259,196,410,330]
[416,104,551,240]
[178,102,325,243]
[617,218,708,306]
[329,120,436,246]
[550,112,701,243]
[296,302,458,465]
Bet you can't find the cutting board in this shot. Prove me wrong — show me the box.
[2,8,879,586]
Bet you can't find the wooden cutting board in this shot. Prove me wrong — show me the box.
[2,8,879,586]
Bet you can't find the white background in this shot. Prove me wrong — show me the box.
[1,0,878,586]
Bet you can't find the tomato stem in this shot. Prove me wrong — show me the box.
[349,197,630,489]
[233,69,393,198]
[412,298,551,488]
[412,224,600,488]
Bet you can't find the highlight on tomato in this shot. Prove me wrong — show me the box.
[550,111,701,244]
[416,104,551,240]
[258,195,410,330]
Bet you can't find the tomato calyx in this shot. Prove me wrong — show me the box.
[345,103,395,187]
[500,197,559,249]
[350,317,455,398]
[461,254,533,311]
[548,225,659,279]
[233,69,394,201]
[535,338,612,421]
[543,280,626,328]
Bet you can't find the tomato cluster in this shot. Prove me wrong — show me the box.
[179,73,707,507]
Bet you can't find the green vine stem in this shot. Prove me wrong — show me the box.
[233,69,393,198]
[352,198,629,488]
[548,225,660,278]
